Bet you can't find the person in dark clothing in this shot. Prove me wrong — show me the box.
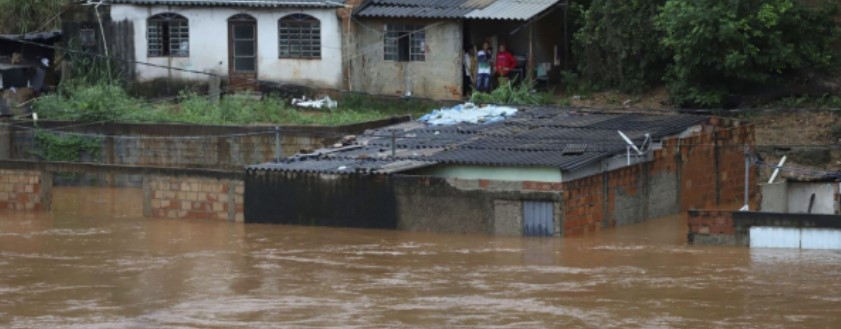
[31,58,49,97]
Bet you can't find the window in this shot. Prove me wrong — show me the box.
[278,14,321,59]
[79,28,96,47]
[384,24,425,62]
[148,13,189,57]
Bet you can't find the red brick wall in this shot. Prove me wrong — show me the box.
[0,169,49,211]
[559,122,757,236]
[561,175,605,235]
[687,209,735,235]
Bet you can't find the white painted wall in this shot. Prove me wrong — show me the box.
[109,5,343,89]
[751,226,841,250]
[787,182,836,214]
[420,165,562,183]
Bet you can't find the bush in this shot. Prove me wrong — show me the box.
[573,0,667,92]
[470,80,552,105]
[34,84,143,121]
[656,0,839,107]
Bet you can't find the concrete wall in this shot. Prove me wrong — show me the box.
[144,175,244,221]
[688,209,841,246]
[4,118,405,170]
[349,19,462,100]
[760,182,788,213]
[109,5,344,89]
[0,169,51,211]
[759,181,839,214]
[392,175,561,235]
[787,182,837,214]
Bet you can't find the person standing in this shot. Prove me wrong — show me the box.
[495,44,518,85]
[463,46,476,96]
[475,49,492,93]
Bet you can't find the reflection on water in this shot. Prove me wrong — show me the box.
[1,187,840,328]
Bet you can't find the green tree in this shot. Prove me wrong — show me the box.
[656,0,838,107]
[574,0,667,92]
[0,0,71,34]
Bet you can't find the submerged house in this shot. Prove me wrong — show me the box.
[64,0,346,91]
[348,0,569,100]
[245,107,757,237]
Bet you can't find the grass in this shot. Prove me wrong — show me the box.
[34,85,438,126]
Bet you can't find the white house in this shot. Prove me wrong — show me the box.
[102,0,345,90]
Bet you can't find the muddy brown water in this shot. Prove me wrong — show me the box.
[1,187,840,328]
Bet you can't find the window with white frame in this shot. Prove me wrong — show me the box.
[147,13,189,57]
[278,14,321,59]
[384,24,425,62]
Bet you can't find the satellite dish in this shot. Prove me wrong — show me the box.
[617,130,643,155]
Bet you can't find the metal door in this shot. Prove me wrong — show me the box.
[523,201,554,237]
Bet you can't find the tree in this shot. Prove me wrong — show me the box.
[656,0,838,107]
[574,0,667,92]
[0,0,72,34]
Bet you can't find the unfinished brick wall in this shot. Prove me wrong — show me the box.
[144,176,244,222]
[0,169,50,211]
[688,209,735,235]
[561,175,605,235]
[559,123,757,236]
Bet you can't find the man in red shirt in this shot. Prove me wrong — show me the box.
[495,44,518,83]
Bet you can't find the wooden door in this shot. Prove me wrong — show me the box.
[228,14,257,92]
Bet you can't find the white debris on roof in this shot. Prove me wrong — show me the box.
[418,103,517,126]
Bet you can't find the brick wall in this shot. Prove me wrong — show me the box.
[558,123,758,236]
[0,169,50,211]
[687,209,737,245]
[144,176,244,222]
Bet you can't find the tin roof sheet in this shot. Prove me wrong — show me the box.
[248,107,709,175]
[355,0,562,20]
[107,0,345,8]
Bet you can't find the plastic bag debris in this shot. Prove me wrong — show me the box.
[418,102,517,126]
[291,95,337,109]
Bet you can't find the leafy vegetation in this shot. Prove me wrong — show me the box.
[33,84,430,126]
[573,0,666,93]
[0,0,70,34]
[30,130,101,162]
[656,0,838,107]
[469,80,553,105]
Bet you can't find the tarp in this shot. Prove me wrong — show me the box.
[418,103,517,125]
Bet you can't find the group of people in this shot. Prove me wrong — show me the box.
[463,41,519,95]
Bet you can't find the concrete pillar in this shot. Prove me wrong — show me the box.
[142,175,152,217]
[0,120,10,159]
[39,171,53,211]
[226,179,236,222]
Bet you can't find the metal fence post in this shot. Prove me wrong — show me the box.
[274,126,281,162]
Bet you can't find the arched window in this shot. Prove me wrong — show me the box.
[278,14,321,59]
[148,13,189,57]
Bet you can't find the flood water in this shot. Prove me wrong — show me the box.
[1,187,840,328]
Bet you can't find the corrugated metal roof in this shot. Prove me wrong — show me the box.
[355,0,563,20]
[464,0,559,20]
[106,0,346,8]
[248,107,709,174]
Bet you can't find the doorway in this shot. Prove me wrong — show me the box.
[228,14,257,91]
